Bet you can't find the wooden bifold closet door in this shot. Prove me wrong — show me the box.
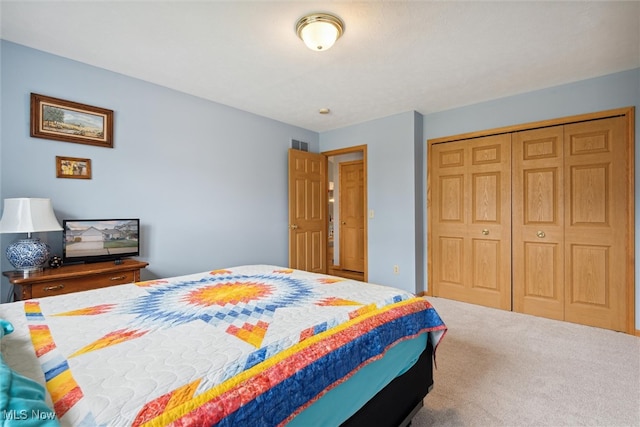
[512,126,565,321]
[431,134,512,311]
[513,117,629,331]
[429,109,634,333]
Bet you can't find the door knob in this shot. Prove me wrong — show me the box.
[290,224,298,230]
[482,229,489,235]
[536,230,546,238]
[341,221,346,225]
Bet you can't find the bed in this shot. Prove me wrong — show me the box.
[0,264,446,426]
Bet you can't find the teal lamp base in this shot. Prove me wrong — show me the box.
[5,238,50,275]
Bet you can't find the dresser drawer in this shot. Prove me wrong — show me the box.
[5,260,148,301]
[30,270,137,298]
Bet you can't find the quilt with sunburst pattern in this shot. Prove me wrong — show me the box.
[0,265,446,426]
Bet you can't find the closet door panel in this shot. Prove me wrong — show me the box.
[432,135,511,310]
[513,126,565,320]
[432,141,470,301]
[523,242,559,298]
[564,117,628,331]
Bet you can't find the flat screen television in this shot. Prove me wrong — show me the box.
[62,219,140,264]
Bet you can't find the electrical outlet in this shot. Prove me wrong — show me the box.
[393,265,399,274]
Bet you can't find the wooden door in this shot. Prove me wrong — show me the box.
[563,117,629,331]
[429,108,634,333]
[339,160,365,272]
[288,149,327,273]
[512,126,565,320]
[513,117,630,331]
[431,134,512,310]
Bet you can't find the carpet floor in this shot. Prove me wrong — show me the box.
[411,297,640,427]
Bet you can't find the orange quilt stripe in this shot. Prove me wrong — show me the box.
[53,304,116,316]
[136,279,169,288]
[47,370,77,401]
[132,379,201,427]
[53,386,83,418]
[28,324,55,357]
[316,297,361,306]
[317,277,344,284]
[227,320,269,348]
[69,328,149,358]
[132,394,172,427]
[24,300,41,313]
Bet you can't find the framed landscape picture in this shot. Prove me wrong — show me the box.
[31,93,113,148]
[56,156,92,179]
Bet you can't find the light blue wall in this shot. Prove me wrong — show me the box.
[413,112,425,295]
[2,41,638,329]
[422,68,640,329]
[320,111,423,294]
[0,40,318,302]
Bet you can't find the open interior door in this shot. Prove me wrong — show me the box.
[288,149,327,273]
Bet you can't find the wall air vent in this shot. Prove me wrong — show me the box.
[291,139,309,152]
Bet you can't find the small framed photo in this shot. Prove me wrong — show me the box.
[56,156,92,179]
[31,93,113,148]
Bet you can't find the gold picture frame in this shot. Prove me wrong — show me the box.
[56,156,92,179]
[31,93,113,148]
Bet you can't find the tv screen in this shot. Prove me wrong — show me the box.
[62,219,140,264]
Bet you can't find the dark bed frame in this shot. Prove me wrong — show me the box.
[341,339,434,427]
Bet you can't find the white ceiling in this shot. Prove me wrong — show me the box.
[1,1,639,132]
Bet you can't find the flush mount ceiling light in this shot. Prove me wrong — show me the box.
[296,13,344,51]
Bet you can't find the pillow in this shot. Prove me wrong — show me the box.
[0,319,60,426]
[0,320,13,338]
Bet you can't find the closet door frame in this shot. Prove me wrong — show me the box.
[426,107,635,335]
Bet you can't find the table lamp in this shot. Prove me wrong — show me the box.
[0,198,63,275]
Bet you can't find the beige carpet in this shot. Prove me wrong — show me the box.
[412,297,640,427]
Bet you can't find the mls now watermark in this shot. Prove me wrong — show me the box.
[2,409,57,421]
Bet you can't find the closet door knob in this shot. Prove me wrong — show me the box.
[536,231,546,238]
[482,229,489,235]
[290,224,298,230]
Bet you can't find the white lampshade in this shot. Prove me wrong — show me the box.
[296,13,344,51]
[0,198,62,234]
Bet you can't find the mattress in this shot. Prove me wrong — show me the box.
[0,265,446,426]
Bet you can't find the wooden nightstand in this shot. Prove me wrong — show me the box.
[3,259,148,301]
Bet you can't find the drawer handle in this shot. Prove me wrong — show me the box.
[42,284,65,292]
[110,275,127,281]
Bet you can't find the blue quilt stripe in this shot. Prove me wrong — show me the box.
[44,359,69,382]
[26,312,44,320]
[314,322,328,335]
[244,347,269,370]
[215,306,443,427]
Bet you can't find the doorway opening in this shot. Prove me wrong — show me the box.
[323,145,367,282]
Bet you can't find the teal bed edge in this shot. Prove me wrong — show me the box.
[289,332,428,426]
